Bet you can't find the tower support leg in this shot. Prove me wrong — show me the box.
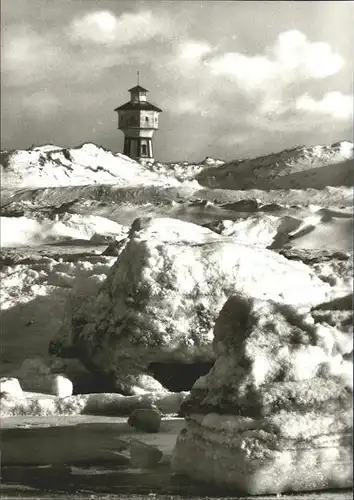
[148,139,153,158]
[124,137,140,158]
[123,138,130,156]
[123,136,154,160]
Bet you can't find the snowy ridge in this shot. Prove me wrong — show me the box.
[147,157,225,182]
[196,141,354,190]
[2,141,352,190]
[0,143,184,189]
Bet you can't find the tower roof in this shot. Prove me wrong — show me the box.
[128,85,149,93]
[114,101,162,112]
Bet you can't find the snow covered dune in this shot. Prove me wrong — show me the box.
[0,143,182,189]
[197,141,353,190]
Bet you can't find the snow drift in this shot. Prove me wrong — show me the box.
[205,206,353,252]
[0,214,129,247]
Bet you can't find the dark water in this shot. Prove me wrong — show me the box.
[0,464,352,500]
[0,463,233,499]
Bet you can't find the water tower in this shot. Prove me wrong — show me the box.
[114,77,162,161]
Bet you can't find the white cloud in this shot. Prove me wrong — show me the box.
[153,29,347,127]
[207,53,274,91]
[2,10,172,88]
[71,11,118,43]
[272,30,344,79]
[243,91,353,134]
[177,41,212,62]
[158,40,213,78]
[295,92,353,120]
[205,29,344,93]
[2,25,62,86]
[154,39,217,116]
[69,10,170,46]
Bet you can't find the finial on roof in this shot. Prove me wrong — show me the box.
[137,70,140,86]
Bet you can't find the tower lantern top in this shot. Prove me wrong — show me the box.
[129,85,149,103]
[114,84,162,112]
[128,85,149,93]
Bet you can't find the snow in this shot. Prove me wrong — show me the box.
[289,215,353,251]
[131,216,222,244]
[189,410,352,441]
[196,141,354,190]
[148,157,225,182]
[31,145,63,153]
[0,140,353,412]
[0,139,353,499]
[172,295,353,494]
[0,377,24,398]
[0,391,186,418]
[48,217,334,385]
[0,257,114,311]
[0,256,116,374]
[2,141,353,195]
[1,143,185,189]
[208,216,282,248]
[204,205,353,252]
[0,214,129,247]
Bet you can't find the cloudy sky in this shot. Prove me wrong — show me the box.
[1,0,353,161]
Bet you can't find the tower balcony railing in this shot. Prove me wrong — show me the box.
[118,123,158,129]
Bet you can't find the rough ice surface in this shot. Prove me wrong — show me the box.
[172,296,353,494]
[0,390,188,417]
[50,217,331,389]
